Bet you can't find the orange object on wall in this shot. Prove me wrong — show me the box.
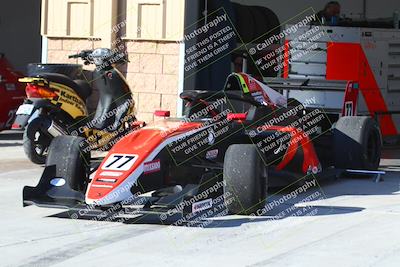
[326,42,397,136]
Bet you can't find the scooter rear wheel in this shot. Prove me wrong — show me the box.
[23,127,50,165]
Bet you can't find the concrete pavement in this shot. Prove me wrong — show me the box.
[0,130,399,267]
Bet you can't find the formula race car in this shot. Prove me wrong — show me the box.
[23,73,382,220]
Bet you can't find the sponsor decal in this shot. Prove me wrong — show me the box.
[50,178,66,187]
[144,159,161,174]
[206,149,219,160]
[192,198,213,213]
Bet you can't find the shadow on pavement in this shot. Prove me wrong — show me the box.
[0,130,23,147]
[45,148,400,228]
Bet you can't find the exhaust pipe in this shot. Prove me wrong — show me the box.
[47,120,67,137]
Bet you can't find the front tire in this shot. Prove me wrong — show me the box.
[333,116,382,170]
[46,136,90,192]
[223,144,267,215]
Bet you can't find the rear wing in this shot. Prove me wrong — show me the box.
[263,78,359,116]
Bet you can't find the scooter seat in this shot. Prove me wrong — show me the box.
[37,73,92,101]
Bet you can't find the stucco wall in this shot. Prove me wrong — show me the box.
[124,40,180,122]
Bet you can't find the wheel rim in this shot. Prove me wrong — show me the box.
[33,131,50,157]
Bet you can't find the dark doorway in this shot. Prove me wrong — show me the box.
[0,0,42,73]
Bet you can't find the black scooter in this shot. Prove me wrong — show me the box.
[15,48,137,164]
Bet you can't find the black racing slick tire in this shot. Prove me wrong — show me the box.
[223,144,267,215]
[333,116,382,170]
[46,136,90,192]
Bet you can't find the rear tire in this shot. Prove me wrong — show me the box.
[333,116,382,170]
[46,136,90,192]
[23,127,50,165]
[223,144,267,215]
